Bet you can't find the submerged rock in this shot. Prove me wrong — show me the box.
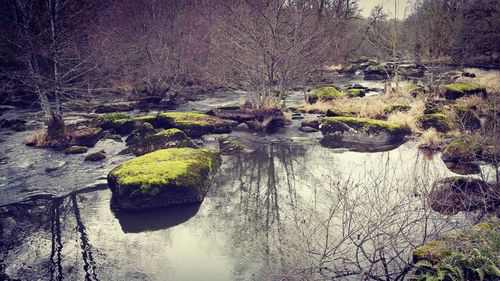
[442,83,486,100]
[218,137,253,155]
[320,117,411,146]
[428,177,499,215]
[108,148,222,211]
[122,128,196,156]
[157,112,234,138]
[84,151,106,162]
[64,146,88,154]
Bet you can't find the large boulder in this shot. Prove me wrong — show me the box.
[320,117,411,145]
[108,115,157,135]
[308,86,343,103]
[442,83,487,100]
[108,148,222,210]
[122,128,196,156]
[429,177,499,215]
[157,112,234,138]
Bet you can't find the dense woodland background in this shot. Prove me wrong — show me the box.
[0,0,499,132]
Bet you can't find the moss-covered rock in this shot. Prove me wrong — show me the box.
[442,83,487,100]
[124,122,156,146]
[413,241,453,264]
[123,128,196,156]
[411,223,500,280]
[345,88,366,98]
[384,104,411,114]
[442,137,483,162]
[84,151,106,162]
[94,103,134,113]
[326,108,356,117]
[308,86,343,103]
[107,148,222,210]
[157,112,234,138]
[320,117,411,145]
[429,177,498,215]
[64,146,88,154]
[416,114,452,132]
[109,115,157,135]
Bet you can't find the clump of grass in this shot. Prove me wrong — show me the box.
[299,99,335,113]
[418,128,444,148]
[455,95,489,112]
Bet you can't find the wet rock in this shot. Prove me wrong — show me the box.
[428,177,499,215]
[320,117,411,146]
[301,119,322,130]
[0,119,27,132]
[398,65,426,78]
[122,128,196,156]
[235,123,249,130]
[364,65,390,81]
[218,137,253,155]
[461,71,476,78]
[107,148,222,211]
[299,126,319,133]
[92,113,130,129]
[124,122,156,146]
[94,103,134,113]
[291,113,304,120]
[307,86,343,103]
[444,161,481,175]
[416,114,451,133]
[84,151,106,162]
[45,161,66,173]
[157,112,234,138]
[208,106,256,122]
[64,146,88,155]
[442,83,487,100]
[70,127,104,147]
[65,100,94,112]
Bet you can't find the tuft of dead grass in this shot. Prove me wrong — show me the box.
[455,95,490,112]
[460,68,500,93]
[418,128,444,148]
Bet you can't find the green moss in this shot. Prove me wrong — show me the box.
[326,108,356,117]
[64,146,88,154]
[110,148,220,194]
[157,112,232,137]
[155,128,184,137]
[413,241,453,264]
[345,89,365,98]
[384,104,411,114]
[443,137,483,161]
[101,113,130,121]
[309,87,343,101]
[445,83,484,93]
[443,83,487,100]
[322,117,410,134]
[416,114,452,132]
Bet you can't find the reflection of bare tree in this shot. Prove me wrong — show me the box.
[50,198,63,281]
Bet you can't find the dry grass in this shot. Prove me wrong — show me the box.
[299,99,335,113]
[417,128,444,148]
[459,68,500,93]
[26,130,49,147]
[455,95,490,111]
[322,64,342,71]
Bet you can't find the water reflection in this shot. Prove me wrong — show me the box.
[115,203,201,233]
[1,142,471,281]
